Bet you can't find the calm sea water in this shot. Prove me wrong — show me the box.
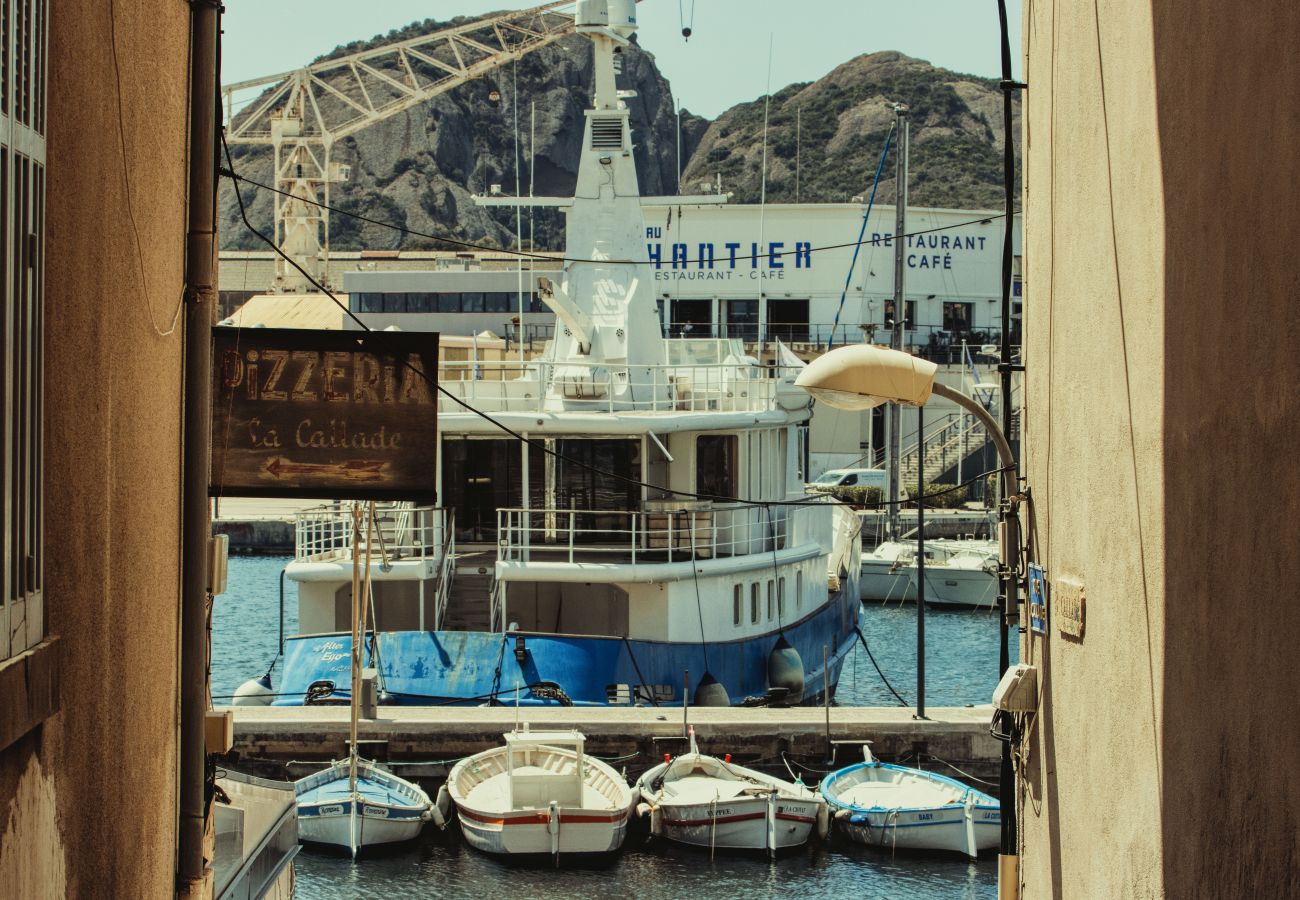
[214,556,1016,898]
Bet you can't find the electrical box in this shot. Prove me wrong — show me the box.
[992,663,1038,712]
[209,534,229,597]
[360,667,380,719]
[205,709,234,754]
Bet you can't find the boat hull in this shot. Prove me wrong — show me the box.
[271,585,858,707]
[922,566,997,608]
[457,806,630,855]
[658,796,819,851]
[297,798,427,851]
[837,806,1000,855]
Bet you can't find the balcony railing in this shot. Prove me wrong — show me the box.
[497,502,828,566]
[294,503,447,564]
[437,361,804,415]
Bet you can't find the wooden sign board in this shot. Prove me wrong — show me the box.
[210,328,439,501]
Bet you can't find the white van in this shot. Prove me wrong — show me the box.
[807,467,909,501]
[809,468,888,489]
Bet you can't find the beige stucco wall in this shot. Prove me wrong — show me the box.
[0,1,190,897]
[1021,1,1299,896]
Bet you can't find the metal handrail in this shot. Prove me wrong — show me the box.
[495,504,818,565]
[432,510,456,630]
[437,361,804,415]
[294,504,446,563]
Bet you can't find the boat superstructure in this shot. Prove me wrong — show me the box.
[239,0,860,709]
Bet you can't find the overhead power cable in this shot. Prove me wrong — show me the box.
[217,167,1006,269]
[221,129,1009,511]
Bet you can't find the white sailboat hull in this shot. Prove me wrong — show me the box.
[922,565,998,607]
[838,806,1000,855]
[458,805,630,856]
[297,799,427,851]
[658,795,820,851]
[859,557,915,602]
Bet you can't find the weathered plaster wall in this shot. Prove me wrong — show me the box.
[1151,1,1300,895]
[1022,0,1299,896]
[0,1,190,896]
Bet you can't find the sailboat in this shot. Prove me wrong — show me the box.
[635,728,826,855]
[294,503,434,856]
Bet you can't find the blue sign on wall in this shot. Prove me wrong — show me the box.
[1028,564,1048,635]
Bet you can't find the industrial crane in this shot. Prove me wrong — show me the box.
[222,3,576,292]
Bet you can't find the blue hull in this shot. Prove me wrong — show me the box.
[273,589,858,707]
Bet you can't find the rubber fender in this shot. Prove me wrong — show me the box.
[694,672,730,707]
[834,808,852,821]
[766,636,805,705]
[849,812,871,826]
[816,803,831,840]
[649,805,662,836]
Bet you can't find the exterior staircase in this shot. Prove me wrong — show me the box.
[440,559,494,631]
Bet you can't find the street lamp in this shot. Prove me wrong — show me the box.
[794,343,1019,884]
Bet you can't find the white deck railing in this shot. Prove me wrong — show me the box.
[437,361,803,415]
[294,504,448,564]
[496,502,828,566]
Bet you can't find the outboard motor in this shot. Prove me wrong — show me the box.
[767,636,805,705]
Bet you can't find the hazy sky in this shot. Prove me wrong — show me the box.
[222,1,1023,119]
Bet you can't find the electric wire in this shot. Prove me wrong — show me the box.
[222,130,1010,511]
[217,166,1005,269]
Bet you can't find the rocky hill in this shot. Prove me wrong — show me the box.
[683,52,1020,209]
[219,29,1018,253]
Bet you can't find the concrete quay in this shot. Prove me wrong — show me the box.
[228,704,1001,788]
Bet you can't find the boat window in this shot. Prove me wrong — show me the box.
[696,434,737,500]
[750,583,759,624]
[778,577,786,618]
[767,579,774,620]
[796,571,803,609]
[733,585,742,626]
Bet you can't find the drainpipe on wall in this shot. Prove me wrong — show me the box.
[178,0,220,894]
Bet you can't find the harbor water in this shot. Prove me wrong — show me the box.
[214,556,1017,898]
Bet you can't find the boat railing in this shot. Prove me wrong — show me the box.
[432,510,457,630]
[294,503,449,564]
[437,361,805,414]
[488,573,504,632]
[495,502,828,565]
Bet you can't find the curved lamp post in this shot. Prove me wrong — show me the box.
[794,343,1019,886]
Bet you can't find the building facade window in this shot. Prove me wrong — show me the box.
[2,0,48,665]
[943,301,974,332]
[883,298,917,329]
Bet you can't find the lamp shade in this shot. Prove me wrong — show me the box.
[794,344,938,410]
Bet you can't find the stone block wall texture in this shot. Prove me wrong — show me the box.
[1021,0,1300,896]
[0,1,190,896]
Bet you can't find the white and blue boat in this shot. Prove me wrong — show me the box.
[295,757,435,857]
[233,1,860,711]
[820,746,1000,858]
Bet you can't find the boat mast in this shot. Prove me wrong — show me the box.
[348,504,367,797]
[887,104,909,540]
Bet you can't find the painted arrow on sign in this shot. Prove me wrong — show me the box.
[262,457,388,482]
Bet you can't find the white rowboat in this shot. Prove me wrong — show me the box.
[448,728,634,858]
[295,759,434,856]
[636,730,825,856]
[820,747,999,858]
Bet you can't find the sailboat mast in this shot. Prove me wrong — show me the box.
[887,105,910,540]
[348,504,366,796]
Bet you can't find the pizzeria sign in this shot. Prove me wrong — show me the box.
[210,328,439,501]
